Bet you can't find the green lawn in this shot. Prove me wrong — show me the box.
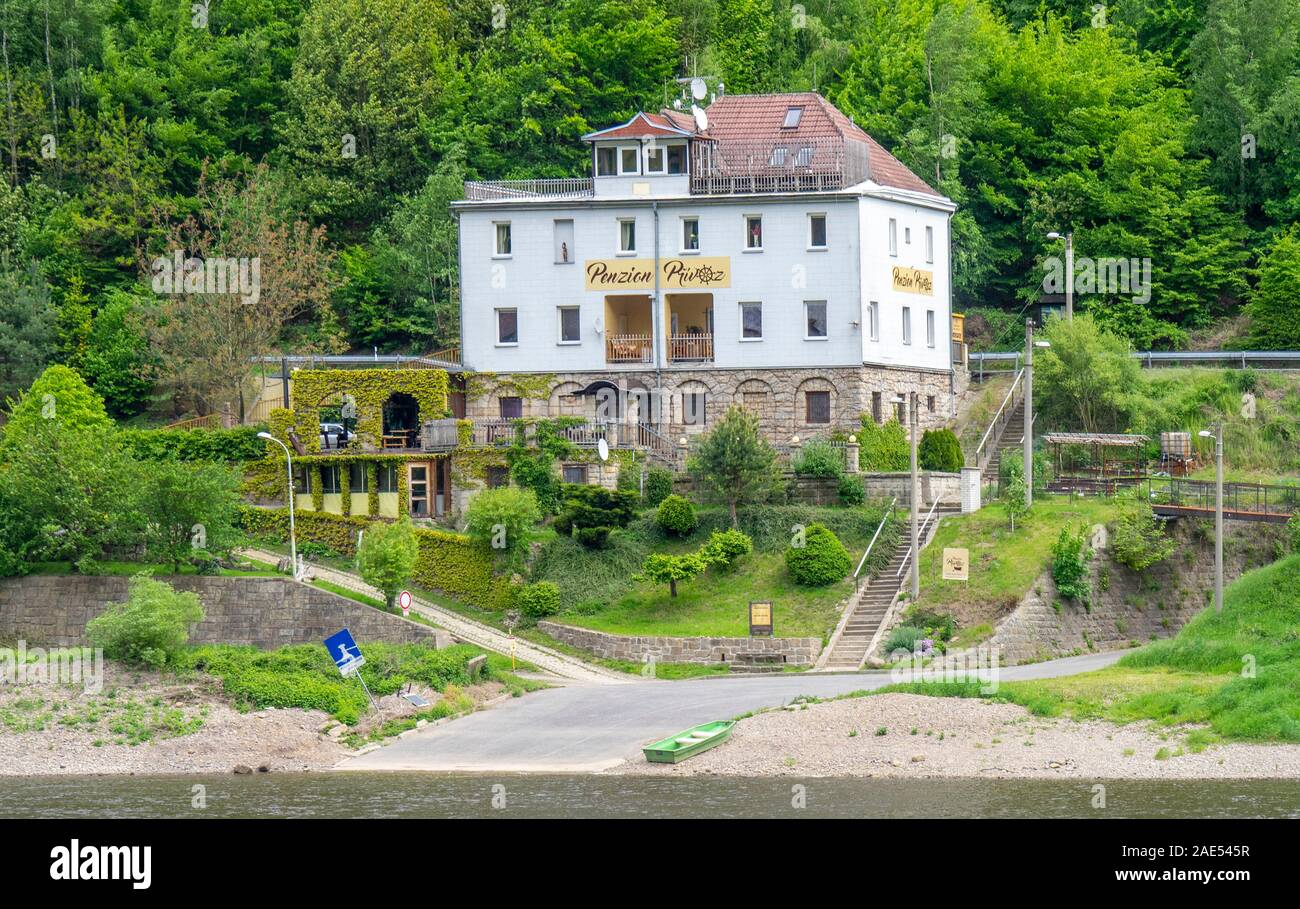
[562,549,852,639]
[914,495,1121,623]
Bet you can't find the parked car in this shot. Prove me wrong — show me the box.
[320,422,348,449]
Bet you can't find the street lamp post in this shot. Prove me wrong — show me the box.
[257,432,300,580]
[1199,425,1224,612]
[1024,320,1034,510]
[1046,230,1074,321]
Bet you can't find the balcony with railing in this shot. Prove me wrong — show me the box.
[606,333,654,364]
[668,333,713,363]
[689,136,868,195]
[462,178,595,201]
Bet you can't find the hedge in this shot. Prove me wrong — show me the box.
[120,425,268,463]
[237,506,516,611]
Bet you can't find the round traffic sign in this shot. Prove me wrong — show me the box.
[398,590,412,614]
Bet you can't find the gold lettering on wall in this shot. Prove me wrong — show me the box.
[585,257,731,291]
[892,266,934,295]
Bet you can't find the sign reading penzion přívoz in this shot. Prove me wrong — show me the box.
[891,266,934,295]
[584,257,731,291]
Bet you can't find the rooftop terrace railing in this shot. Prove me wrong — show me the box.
[463,178,595,201]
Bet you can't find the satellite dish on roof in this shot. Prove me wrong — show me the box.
[672,98,682,109]
[690,77,707,101]
[597,438,610,462]
[691,105,708,131]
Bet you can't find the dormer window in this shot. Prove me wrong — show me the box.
[596,146,617,176]
[667,145,686,174]
[619,147,640,175]
[769,146,789,166]
[794,146,814,167]
[782,107,803,129]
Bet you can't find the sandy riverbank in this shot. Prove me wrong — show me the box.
[613,693,1300,779]
[0,663,504,776]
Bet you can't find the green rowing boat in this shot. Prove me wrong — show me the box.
[642,721,735,764]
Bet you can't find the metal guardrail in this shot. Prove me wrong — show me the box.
[854,498,896,592]
[897,498,941,578]
[463,178,595,201]
[973,368,1024,472]
[970,349,1300,373]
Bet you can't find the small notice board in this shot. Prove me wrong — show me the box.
[942,548,969,582]
[749,601,773,637]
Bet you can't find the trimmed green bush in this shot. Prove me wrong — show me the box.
[518,581,561,617]
[858,418,909,471]
[700,529,753,570]
[464,486,541,554]
[656,494,697,536]
[574,525,612,548]
[918,428,964,472]
[85,575,205,668]
[884,625,926,655]
[785,523,852,586]
[643,465,674,506]
[791,439,844,478]
[837,474,866,506]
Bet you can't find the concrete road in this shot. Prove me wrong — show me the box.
[343,651,1125,773]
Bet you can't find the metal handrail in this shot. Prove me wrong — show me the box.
[853,498,896,591]
[974,368,1024,468]
[971,349,1300,371]
[896,498,941,578]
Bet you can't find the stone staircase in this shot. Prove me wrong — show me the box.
[817,505,958,671]
[981,399,1025,484]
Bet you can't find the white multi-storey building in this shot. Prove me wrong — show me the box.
[453,92,963,451]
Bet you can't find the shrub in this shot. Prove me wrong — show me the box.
[837,474,866,506]
[637,551,707,597]
[357,516,420,610]
[464,486,541,554]
[791,439,844,478]
[557,484,638,548]
[902,606,956,642]
[884,625,927,655]
[1289,512,1300,553]
[518,581,561,618]
[1112,502,1177,570]
[574,525,612,549]
[643,465,674,506]
[700,529,753,570]
[686,405,779,524]
[858,418,909,471]
[1051,523,1091,608]
[615,465,640,495]
[656,494,697,536]
[918,428,964,472]
[785,523,852,586]
[85,575,205,668]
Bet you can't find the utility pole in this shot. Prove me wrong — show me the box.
[910,391,920,600]
[1064,231,1074,322]
[1024,319,1034,510]
[1214,423,1224,612]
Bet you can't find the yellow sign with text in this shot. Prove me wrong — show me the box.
[892,266,934,295]
[942,547,969,581]
[585,257,731,291]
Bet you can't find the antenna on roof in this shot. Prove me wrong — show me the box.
[691,105,709,131]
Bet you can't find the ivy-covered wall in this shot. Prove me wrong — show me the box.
[291,368,451,453]
[238,506,515,611]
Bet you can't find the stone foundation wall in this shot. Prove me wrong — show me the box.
[537,621,822,666]
[0,576,445,650]
[467,364,958,442]
[988,519,1285,665]
[860,472,962,505]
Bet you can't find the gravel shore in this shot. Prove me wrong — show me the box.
[614,693,1300,779]
[0,663,502,776]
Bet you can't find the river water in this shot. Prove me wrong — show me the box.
[2,773,1298,818]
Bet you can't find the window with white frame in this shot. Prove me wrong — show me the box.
[805,301,827,339]
[496,308,518,345]
[769,146,789,166]
[902,306,912,345]
[808,213,827,249]
[646,145,665,173]
[745,215,763,250]
[559,306,580,344]
[740,302,762,340]
[667,144,686,174]
[618,218,637,254]
[682,217,699,252]
[925,225,934,263]
[794,146,814,167]
[596,146,617,176]
[888,218,897,256]
[782,106,803,129]
[494,222,512,257]
[868,301,879,341]
[926,309,935,348]
[619,147,639,174]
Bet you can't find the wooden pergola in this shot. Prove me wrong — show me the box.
[1044,432,1150,480]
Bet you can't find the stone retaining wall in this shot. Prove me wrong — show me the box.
[0,575,444,650]
[860,472,962,505]
[537,620,821,666]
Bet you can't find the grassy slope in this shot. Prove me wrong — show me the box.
[880,552,1300,742]
[913,495,1121,625]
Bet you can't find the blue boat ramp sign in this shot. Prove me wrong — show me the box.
[324,628,366,676]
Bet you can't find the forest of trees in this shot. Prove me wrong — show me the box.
[0,0,1296,420]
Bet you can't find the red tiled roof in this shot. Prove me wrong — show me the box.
[582,112,693,142]
[698,93,938,196]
